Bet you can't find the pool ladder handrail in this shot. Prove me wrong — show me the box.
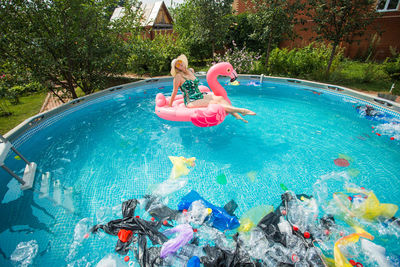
[0,134,36,190]
[0,134,76,213]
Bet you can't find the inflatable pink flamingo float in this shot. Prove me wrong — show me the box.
[155,62,238,127]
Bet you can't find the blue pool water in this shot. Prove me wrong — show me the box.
[0,78,399,266]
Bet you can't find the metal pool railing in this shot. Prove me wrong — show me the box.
[4,75,400,144]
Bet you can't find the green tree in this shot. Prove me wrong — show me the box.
[193,0,233,59]
[225,13,263,53]
[0,0,142,99]
[171,0,207,60]
[0,60,31,105]
[248,0,304,67]
[307,0,379,74]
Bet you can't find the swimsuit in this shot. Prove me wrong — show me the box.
[180,78,204,106]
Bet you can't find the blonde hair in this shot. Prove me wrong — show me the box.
[170,54,188,77]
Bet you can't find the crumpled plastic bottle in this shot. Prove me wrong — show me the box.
[178,243,204,260]
[197,226,235,251]
[67,218,92,261]
[284,191,318,233]
[10,240,39,267]
[185,200,211,225]
[266,243,292,264]
[239,227,271,260]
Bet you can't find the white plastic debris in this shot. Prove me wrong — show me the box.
[96,253,126,267]
[10,240,39,267]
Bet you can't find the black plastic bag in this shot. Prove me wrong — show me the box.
[90,199,168,255]
[224,200,238,216]
[144,195,179,222]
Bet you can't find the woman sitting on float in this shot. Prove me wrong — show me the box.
[169,55,256,123]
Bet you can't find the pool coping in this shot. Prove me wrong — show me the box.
[4,74,400,143]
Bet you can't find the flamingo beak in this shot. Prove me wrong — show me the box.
[230,69,238,82]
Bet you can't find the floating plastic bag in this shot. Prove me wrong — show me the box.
[346,187,398,221]
[168,156,196,179]
[160,224,193,258]
[361,239,392,267]
[90,199,167,255]
[238,204,273,232]
[151,177,188,197]
[178,190,240,231]
[144,195,179,221]
[10,240,39,267]
[334,227,373,267]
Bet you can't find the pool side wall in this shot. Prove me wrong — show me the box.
[5,75,400,145]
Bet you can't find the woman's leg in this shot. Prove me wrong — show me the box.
[210,96,256,116]
[231,112,248,123]
[188,94,255,123]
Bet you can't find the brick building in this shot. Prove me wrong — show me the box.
[233,0,400,60]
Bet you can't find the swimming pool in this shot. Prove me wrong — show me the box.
[1,76,399,266]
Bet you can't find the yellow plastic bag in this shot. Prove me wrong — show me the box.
[346,187,398,221]
[168,156,196,179]
[334,227,373,267]
[238,205,273,232]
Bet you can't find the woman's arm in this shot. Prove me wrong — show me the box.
[169,77,180,107]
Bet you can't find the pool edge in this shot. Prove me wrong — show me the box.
[4,74,400,143]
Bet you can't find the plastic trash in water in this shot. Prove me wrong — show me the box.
[239,227,270,260]
[179,244,204,260]
[184,200,212,225]
[168,156,196,179]
[160,224,193,258]
[280,183,288,191]
[187,256,200,267]
[67,218,92,261]
[178,190,240,231]
[284,191,318,233]
[216,173,227,185]
[346,186,399,221]
[361,239,392,267]
[333,226,373,267]
[144,195,179,221]
[10,240,39,267]
[151,176,188,197]
[95,253,126,267]
[90,199,168,255]
[238,204,273,232]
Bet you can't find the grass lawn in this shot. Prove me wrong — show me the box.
[0,91,47,135]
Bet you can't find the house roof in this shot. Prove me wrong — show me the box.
[110,1,173,27]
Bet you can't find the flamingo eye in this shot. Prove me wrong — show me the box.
[227,68,231,72]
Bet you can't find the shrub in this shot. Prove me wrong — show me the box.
[127,34,189,76]
[331,60,391,85]
[383,54,400,84]
[268,43,343,79]
[213,41,261,74]
[7,85,25,104]
[24,81,45,93]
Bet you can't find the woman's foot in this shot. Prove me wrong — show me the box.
[232,112,248,123]
[240,108,256,116]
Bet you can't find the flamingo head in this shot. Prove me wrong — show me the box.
[207,62,238,82]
